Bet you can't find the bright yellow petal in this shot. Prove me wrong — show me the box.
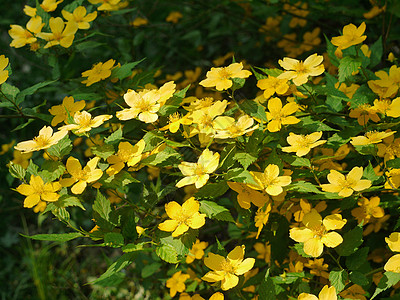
[319,285,337,300]
[235,258,255,275]
[321,232,343,248]
[221,273,239,290]
[384,254,400,273]
[165,201,182,219]
[158,219,178,232]
[204,253,225,271]
[304,238,324,257]
[289,227,314,243]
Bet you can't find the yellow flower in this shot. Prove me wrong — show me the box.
[0,55,9,85]
[385,233,400,272]
[155,81,176,106]
[199,62,252,91]
[59,111,112,134]
[11,150,32,169]
[166,11,183,23]
[257,75,289,99]
[166,271,190,298]
[81,59,116,86]
[24,5,37,17]
[254,242,271,263]
[320,166,371,197]
[377,132,400,162]
[9,16,44,48]
[254,203,272,238]
[350,130,396,146]
[349,104,380,126]
[249,164,291,196]
[298,285,337,300]
[278,54,325,86]
[290,209,346,257]
[186,239,208,264]
[304,258,329,279]
[161,112,193,133]
[48,96,86,126]
[37,17,78,48]
[131,17,148,27]
[351,196,385,224]
[190,100,228,135]
[16,175,61,212]
[336,82,360,99]
[62,6,97,30]
[116,89,161,123]
[40,0,63,12]
[60,156,103,194]
[282,132,326,156]
[339,285,366,300]
[88,0,127,11]
[176,149,220,189]
[331,22,366,50]
[158,197,206,237]
[386,97,400,118]
[106,140,145,176]
[15,126,68,153]
[227,182,269,209]
[213,115,258,139]
[202,245,255,291]
[265,97,300,132]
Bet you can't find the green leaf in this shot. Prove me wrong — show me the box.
[293,243,313,258]
[369,36,383,68]
[122,242,147,253]
[239,100,268,122]
[231,77,245,91]
[92,144,115,160]
[325,34,340,67]
[387,158,400,168]
[200,200,234,222]
[53,194,85,211]
[119,207,137,241]
[21,232,83,242]
[338,56,362,82]
[346,247,369,271]
[258,269,276,299]
[16,80,56,105]
[159,234,189,258]
[371,272,400,299]
[297,116,338,132]
[350,271,369,286]
[335,225,363,256]
[104,232,124,248]
[26,160,39,176]
[8,162,26,181]
[326,94,345,112]
[141,262,162,278]
[287,181,323,194]
[353,144,377,156]
[111,59,145,80]
[255,67,283,77]
[39,161,65,182]
[47,136,72,159]
[103,170,139,189]
[1,82,20,100]
[156,244,179,263]
[195,182,229,199]
[76,41,105,52]
[282,155,311,168]
[104,127,123,144]
[329,269,348,293]
[93,191,111,221]
[363,162,382,183]
[233,152,257,169]
[140,146,181,167]
[90,253,135,285]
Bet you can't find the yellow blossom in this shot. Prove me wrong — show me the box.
[351,196,384,224]
[304,258,329,279]
[213,52,234,67]
[377,132,400,162]
[158,197,206,237]
[257,76,289,99]
[186,239,208,264]
[176,148,220,189]
[298,285,337,300]
[339,285,366,300]
[290,209,346,257]
[278,54,325,86]
[284,2,309,28]
[9,16,44,48]
[161,112,193,133]
[106,140,145,176]
[16,175,61,212]
[0,140,15,155]
[350,130,396,146]
[254,242,271,264]
[166,11,183,23]
[60,156,103,194]
[81,59,116,86]
[199,62,252,91]
[227,182,270,209]
[213,115,258,139]
[266,97,300,132]
[131,17,148,27]
[363,5,386,19]
[48,96,86,126]
[254,202,272,238]
[0,55,9,85]
[88,0,124,11]
[116,89,161,123]
[293,198,327,223]
[320,166,371,197]
[386,97,400,118]
[300,27,321,52]
[37,17,78,48]
[202,245,255,291]
[190,100,228,136]
[166,271,190,298]
[24,5,37,17]
[385,168,400,189]
[388,52,396,62]
[15,126,68,153]
[349,104,380,125]
[336,82,360,99]
[331,22,366,50]
[11,150,32,169]
[59,111,112,134]
[249,164,291,196]
[282,132,326,157]
[40,0,63,12]
[62,6,97,30]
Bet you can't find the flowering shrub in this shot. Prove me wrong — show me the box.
[2,0,400,299]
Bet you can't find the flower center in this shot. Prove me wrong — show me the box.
[220,260,235,274]
[295,62,309,75]
[33,135,50,148]
[218,68,233,80]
